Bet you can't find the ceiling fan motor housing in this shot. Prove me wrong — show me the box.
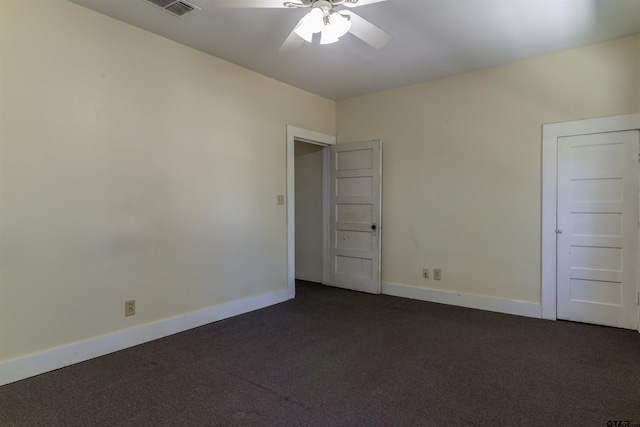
[283,0,357,8]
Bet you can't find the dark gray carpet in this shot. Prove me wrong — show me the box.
[1,281,639,426]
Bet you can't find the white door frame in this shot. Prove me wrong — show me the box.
[542,113,640,332]
[286,125,336,299]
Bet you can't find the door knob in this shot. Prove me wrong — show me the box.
[371,224,377,230]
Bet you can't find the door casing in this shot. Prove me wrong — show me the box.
[542,113,640,332]
[286,126,336,299]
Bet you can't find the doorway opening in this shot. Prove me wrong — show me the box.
[294,141,324,285]
[286,126,336,299]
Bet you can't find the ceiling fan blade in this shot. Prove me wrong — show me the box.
[208,0,289,8]
[279,25,305,53]
[341,10,392,49]
[340,0,387,8]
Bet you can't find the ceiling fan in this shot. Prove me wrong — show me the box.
[208,0,393,51]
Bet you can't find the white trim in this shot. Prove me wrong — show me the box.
[541,134,558,320]
[543,113,640,138]
[382,282,542,319]
[286,126,336,299]
[322,146,330,285]
[0,289,288,386]
[541,113,640,330]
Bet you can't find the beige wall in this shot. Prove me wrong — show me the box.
[0,0,335,361]
[294,142,323,283]
[2,0,638,366]
[337,34,640,304]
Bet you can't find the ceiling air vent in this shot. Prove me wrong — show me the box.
[144,0,200,17]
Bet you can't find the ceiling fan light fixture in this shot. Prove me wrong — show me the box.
[294,8,323,42]
[320,31,339,45]
[330,12,351,37]
[320,12,351,44]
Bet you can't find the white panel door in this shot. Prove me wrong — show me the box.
[557,131,639,329]
[329,140,381,294]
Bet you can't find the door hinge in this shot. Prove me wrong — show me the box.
[637,292,640,306]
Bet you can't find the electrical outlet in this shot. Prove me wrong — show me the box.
[125,300,135,317]
[277,194,285,205]
[422,268,429,279]
[434,269,442,280]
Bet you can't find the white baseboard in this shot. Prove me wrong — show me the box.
[0,288,289,386]
[382,282,542,319]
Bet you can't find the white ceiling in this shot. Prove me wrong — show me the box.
[68,0,640,100]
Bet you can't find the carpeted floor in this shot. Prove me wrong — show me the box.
[1,281,640,426]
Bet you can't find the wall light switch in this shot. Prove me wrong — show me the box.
[277,195,285,205]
